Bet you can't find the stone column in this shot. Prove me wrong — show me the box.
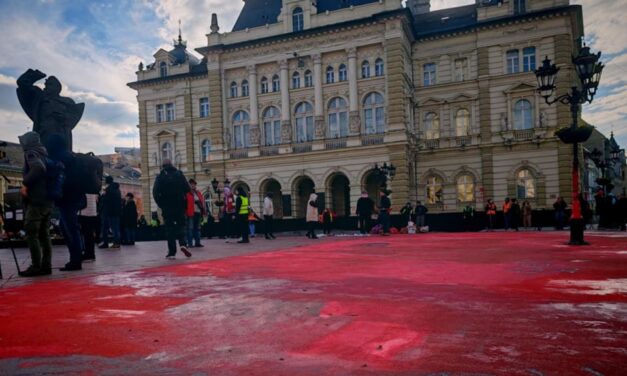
[313,53,325,138]
[248,65,260,146]
[279,59,292,142]
[347,47,360,134]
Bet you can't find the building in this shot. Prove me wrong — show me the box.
[0,141,24,208]
[129,0,607,223]
[583,130,626,199]
[98,150,144,216]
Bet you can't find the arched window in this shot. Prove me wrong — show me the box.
[160,61,167,77]
[424,112,440,140]
[338,64,347,82]
[361,61,371,79]
[161,142,172,161]
[328,97,348,138]
[201,139,211,161]
[457,174,474,202]
[295,102,314,142]
[426,176,443,204]
[517,169,536,199]
[326,66,335,84]
[375,58,384,77]
[292,72,301,89]
[241,80,249,97]
[260,77,269,94]
[230,82,238,98]
[513,99,533,130]
[363,92,385,135]
[293,7,304,32]
[304,70,313,87]
[263,106,281,146]
[455,109,470,137]
[272,75,280,92]
[232,111,250,149]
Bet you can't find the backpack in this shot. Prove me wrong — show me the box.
[65,152,104,194]
[44,157,65,201]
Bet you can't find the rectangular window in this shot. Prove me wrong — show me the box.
[454,58,468,81]
[199,97,209,118]
[523,47,536,72]
[423,63,436,86]
[507,50,520,74]
[339,112,349,137]
[514,0,526,15]
[328,113,338,138]
[156,104,165,123]
[364,109,374,134]
[165,103,175,122]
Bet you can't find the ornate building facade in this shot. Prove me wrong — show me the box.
[129,0,587,221]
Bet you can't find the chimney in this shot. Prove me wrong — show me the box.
[407,0,430,15]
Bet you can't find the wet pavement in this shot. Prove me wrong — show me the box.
[1,231,626,375]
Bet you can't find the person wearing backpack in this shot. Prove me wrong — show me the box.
[153,159,192,259]
[18,132,54,277]
[99,176,122,249]
[47,134,86,271]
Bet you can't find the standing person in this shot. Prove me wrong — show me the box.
[248,208,261,238]
[48,134,85,272]
[185,179,206,247]
[356,191,374,234]
[17,132,54,277]
[79,193,99,262]
[322,208,334,236]
[553,196,567,230]
[235,187,250,244]
[223,187,237,238]
[378,189,392,236]
[152,159,192,259]
[462,204,475,231]
[414,201,428,229]
[305,190,319,239]
[400,202,413,228]
[485,199,497,231]
[522,200,533,230]
[502,198,512,230]
[510,199,521,231]
[263,192,276,239]
[122,193,138,245]
[99,176,122,249]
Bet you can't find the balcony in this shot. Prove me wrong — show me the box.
[325,139,347,150]
[514,129,535,141]
[455,136,472,147]
[424,139,440,149]
[361,134,385,146]
[260,146,280,157]
[293,142,313,153]
[229,150,248,160]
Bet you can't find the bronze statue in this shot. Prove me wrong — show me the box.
[16,69,84,152]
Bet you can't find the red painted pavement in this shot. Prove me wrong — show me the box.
[1,232,626,375]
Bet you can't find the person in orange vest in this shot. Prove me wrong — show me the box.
[248,207,261,238]
[503,197,512,230]
[485,199,497,231]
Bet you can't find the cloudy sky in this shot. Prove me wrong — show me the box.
[0,0,625,154]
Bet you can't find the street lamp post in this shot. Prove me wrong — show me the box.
[535,45,604,245]
[374,163,397,188]
[211,177,230,206]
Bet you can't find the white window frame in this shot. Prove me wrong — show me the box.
[361,61,371,79]
[363,92,385,135]
[523,47,536,72]
[375,58,384,77]
[507,49,520,74]
[338,64,347,82]
[424,112,440,139]
[232,111,251,149]
[292,72,301,89]
[327,97,348,138]
[263,106,282,146]
[517,169,536,199]
[423,63,436,86]
[304,70,313,87]
[260,77,269,94]
[295,102,314,142]
[201,139,211,161]
[272,75,280,92]
[326,66,335,84]
[241,80,249,97]
[455,108,470,136]
[199,97,209,118]
[426,176,443,204]
[165,103,175,122]
[230,82,238,98]
[156,104,165,123]
[513,99,533,130]
[454,58,468,81]
[293,7,304,32]
[160,62,167,77]
[161,142,173,161]
[457,174,475,202]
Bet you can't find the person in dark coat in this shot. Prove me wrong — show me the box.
[378,189,392,236]
[553,196,567,230]
[510,198,521,231]
[153,159,192,259]
[400,202,413,227]
[122,192,138,245]
[356,190,374,234]
[99,176,122,249]
[616,193,627,231]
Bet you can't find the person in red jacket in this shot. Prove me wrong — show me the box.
[185,179,207,247]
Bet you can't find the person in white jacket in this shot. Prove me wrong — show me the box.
[306,191,319,239]
[263,192,276,239]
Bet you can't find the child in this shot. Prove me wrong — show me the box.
[248,208,261,238]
